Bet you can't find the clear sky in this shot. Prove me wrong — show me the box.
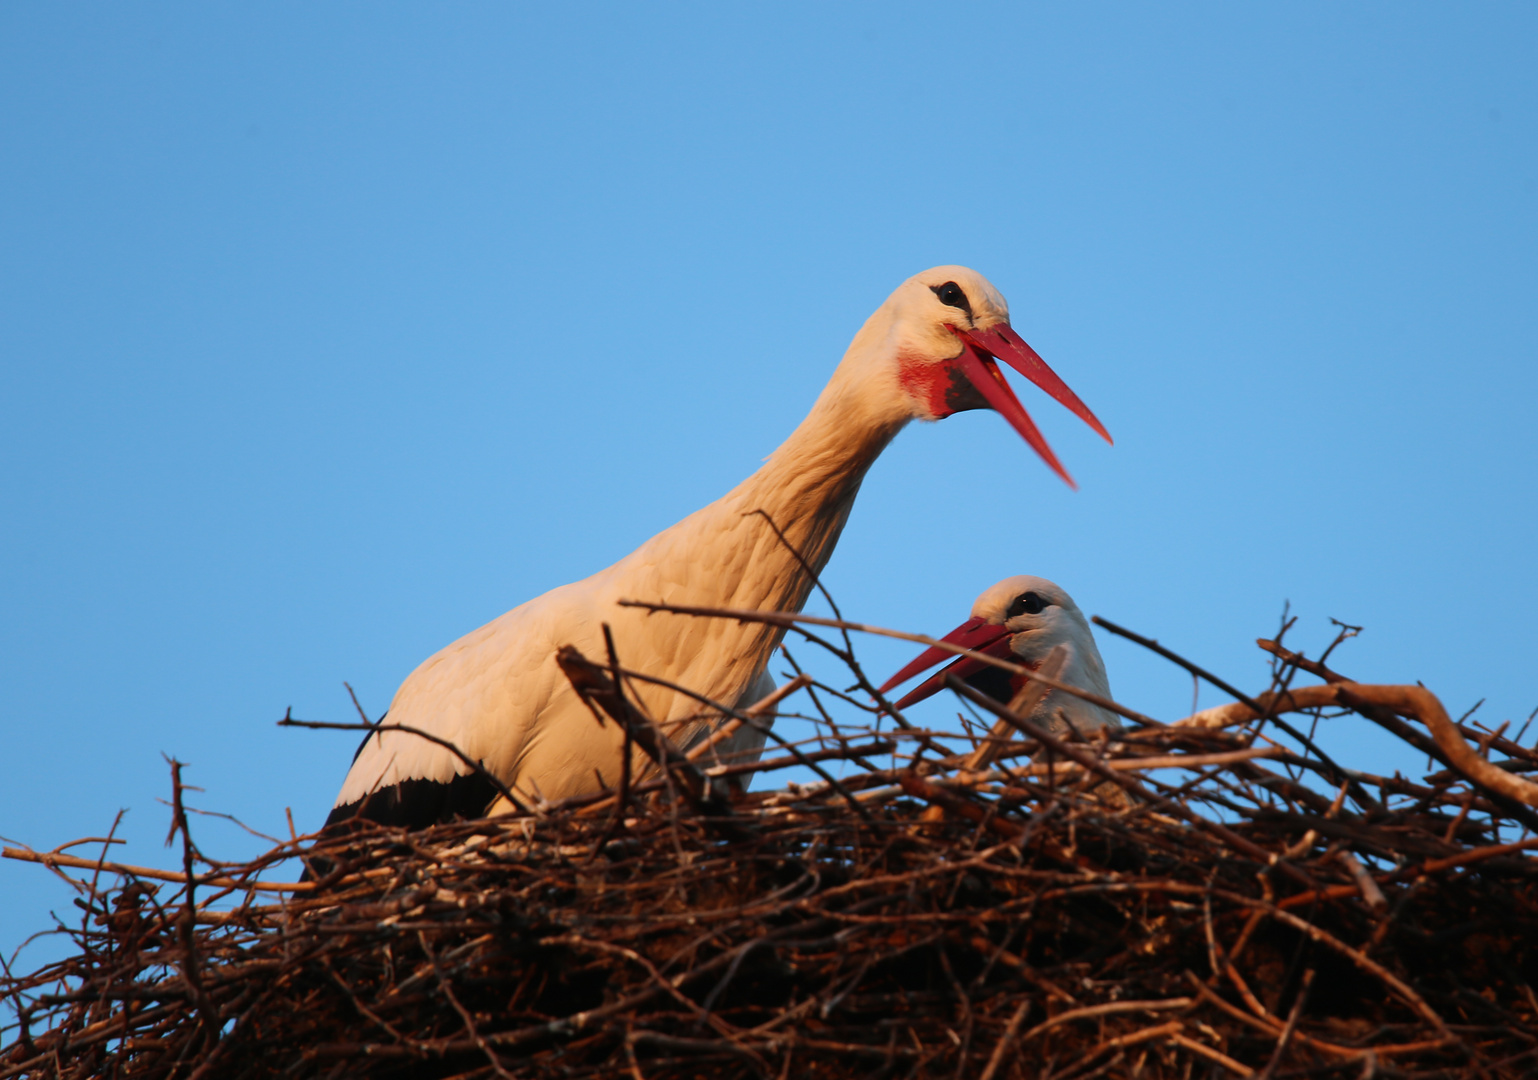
[3,4,1536,963]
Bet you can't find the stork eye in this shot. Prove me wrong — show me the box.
[930,281,972,315]
[1006,591,1048,619]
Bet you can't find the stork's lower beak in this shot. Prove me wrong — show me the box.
[877,615,1015,711]
[949,323,1113,489]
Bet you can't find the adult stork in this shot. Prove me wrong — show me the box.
[327,268,1111,829]
[878,575,1119,739]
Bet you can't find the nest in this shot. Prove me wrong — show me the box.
[4,606,1538,1079]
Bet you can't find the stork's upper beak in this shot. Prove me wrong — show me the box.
[877,615,1017,711]
[948,323,1112,489]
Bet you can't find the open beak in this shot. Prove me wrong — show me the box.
[949,323,1113,489]
[877,615,1016,711]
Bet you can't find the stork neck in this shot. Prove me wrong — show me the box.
[712,373,906,601]
[608,352,911,724]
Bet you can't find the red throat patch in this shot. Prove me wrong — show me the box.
[897,354,988,420]
[896,354,947,419]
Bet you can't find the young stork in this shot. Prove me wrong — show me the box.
[327,269,1111,829]
[879,575,1119,738]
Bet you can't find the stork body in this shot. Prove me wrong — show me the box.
[880,576,1119,738]
[329,269,1110,827]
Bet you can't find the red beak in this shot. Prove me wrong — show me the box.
[877,615,1016,711]
[950,323,1113,489]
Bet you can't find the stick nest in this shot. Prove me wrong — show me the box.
[4,611,1538,1079]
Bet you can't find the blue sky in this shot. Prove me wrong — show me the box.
[3,4,1536,962]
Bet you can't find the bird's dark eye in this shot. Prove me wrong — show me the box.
[1006,591,1048,619]
[930,281,972,315]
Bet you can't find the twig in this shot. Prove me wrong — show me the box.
[1255,969,1312,1080]
[977,999,1031,1080]
[164,758,216,1038]
[593,657,873,821]
[685,674,813,764]
[556,644,721,814]
[616,600,1161,728]
[1,848,312,893]
[1095,617,1375,808]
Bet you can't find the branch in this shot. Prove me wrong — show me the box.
[555,645,724,816]
[617,600,1160,728]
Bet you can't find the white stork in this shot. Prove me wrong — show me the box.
[327,268,1111,829]
[878,575,1119,738]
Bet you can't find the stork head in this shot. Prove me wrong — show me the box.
[855,266,1111,487]
[878,575,1119,736]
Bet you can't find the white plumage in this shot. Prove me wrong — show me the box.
[879,575,1119,738]
[328,268,1109,827]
